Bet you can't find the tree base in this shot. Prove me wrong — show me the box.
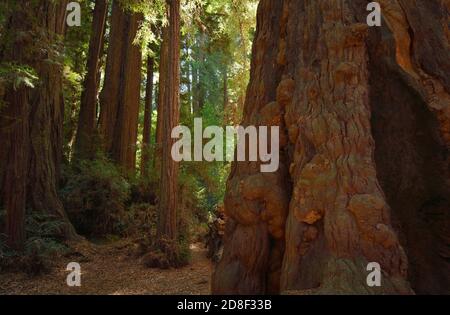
[142,237,187,269]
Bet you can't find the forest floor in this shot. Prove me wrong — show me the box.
[0,240,212,295]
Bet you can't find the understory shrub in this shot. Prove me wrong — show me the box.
[0,210,68,275]
[61,157,131,237]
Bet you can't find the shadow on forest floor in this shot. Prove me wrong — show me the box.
[0,240,212,295]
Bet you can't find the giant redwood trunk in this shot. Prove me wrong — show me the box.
[213,0,450,295]
[74,0,108,160]
[1,0,78,242]
[99,0,142,172]
[0,3,31,249]
[156,0,181,265]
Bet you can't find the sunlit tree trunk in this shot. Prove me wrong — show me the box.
[74,0,108,160]
[155,0,181,266]
[1,0,78,244]
[141,56,154,177]
[99,0,142,173]
[155,26,169,170]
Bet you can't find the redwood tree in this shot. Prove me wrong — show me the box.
[153,0,182,267]
[141,56,154,177]
[0,0,78,244]
[99,0,142,173]
[0,3,30,248]
[213,0,450,295]
[74,0,109,160]
[155,26,169,169]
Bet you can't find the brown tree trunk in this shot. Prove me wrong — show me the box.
[1,0,78,242]
[0,3,30,248]
[141,56,154,177]
[74,0,108,160]
[155,26,169,169]
[99,1,142,173]
[99,0,125,152]
[28,0,78,239]
[156,0,181,266]
[213,0,450,295]
[1,87,28,250]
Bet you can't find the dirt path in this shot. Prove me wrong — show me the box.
[0,241,212,295]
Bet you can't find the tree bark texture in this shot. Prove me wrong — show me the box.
[155,26,169,170]
[156,0,181,259]
[74,0,108,160]
[1,0,78,242]
[99,0,142,173]
[213,0,450,295]
[141,56,154,177]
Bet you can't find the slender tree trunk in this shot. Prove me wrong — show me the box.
[141,56,154,177]
[74,0,108,160]
[155,26,169,170]
[99,0,142,173]
[156,0,181,266]
[213,0,450,295]
[99,0,124,151]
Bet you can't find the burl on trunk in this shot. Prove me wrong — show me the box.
[213,0,450,295]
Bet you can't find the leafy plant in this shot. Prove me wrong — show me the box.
[61,156,131,237]
[0,209,69,276]
[0,62,38,90]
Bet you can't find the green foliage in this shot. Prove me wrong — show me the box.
[0,62,38,90]
[62,65,83,158]
[0,210,69,276]
[64,0,92,75]
[61,157,131,237]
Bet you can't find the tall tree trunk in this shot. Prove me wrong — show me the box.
[155,26,169,170]
[213,0,450,295]
[99,0,125,152]
[74,0,108,160]
[1,87,28,250]
[141,56,154,177]
[28,0,78,239]
[99,0,142,173]
[0,3,30,249]
[155,0,181,266]
[1,0,78,242]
